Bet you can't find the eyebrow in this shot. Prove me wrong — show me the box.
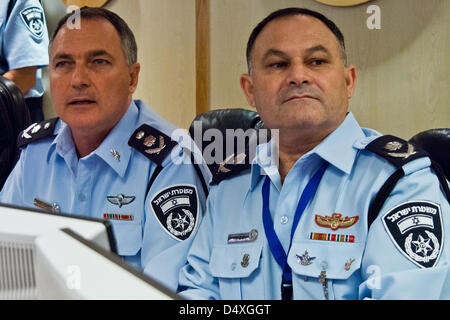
[303,45,331,57]
[261,45,331,61]
[52,53,72,61]
[87,50,114,60]
[262,49,289,62]
[52,50,114,61]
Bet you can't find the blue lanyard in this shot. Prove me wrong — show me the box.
[261,161,328,299]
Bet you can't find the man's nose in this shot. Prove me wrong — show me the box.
[285,61,312,87]
[71,64,90,89]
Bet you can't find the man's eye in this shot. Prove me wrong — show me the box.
[55,61,69,68]
[92,59,109,65]
[268,61,288,69]
[310,59,326,66]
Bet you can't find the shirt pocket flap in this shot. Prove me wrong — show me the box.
[210,244,263,278]
[288,240,364,280]
[110,221,142,256]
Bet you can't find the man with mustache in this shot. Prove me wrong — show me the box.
[0,7,210,292]
[178,7,450,299]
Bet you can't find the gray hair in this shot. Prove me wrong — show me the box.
[50,7,137,65]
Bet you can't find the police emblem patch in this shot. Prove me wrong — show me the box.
[382,201,443,268]
[20,7,45,39]
[151,185,198,241]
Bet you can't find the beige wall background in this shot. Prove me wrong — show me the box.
[42,0,449,139]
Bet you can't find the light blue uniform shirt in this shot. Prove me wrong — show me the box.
[0,100,211,291]
[179,112,450,299]
[0,0,49,98]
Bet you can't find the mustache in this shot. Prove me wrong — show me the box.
[277,86,322,104]
[66,90,96,103]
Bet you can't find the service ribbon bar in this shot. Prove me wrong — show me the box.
[309,232,355,243]
[103,213,134,221]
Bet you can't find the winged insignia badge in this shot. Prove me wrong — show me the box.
[296,250,316,266]
[315,213,359,230]
[107,194,136,208]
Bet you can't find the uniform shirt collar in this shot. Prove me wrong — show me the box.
[313,112,365,174]
[250,112,365,190]
[93,101,138,177]
[49,101,139,178]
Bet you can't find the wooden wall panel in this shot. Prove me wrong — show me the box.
[196,0,211,116]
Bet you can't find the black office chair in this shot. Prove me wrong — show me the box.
[189,108,269,183]
[0,76,32,190]
[409,128,450,181]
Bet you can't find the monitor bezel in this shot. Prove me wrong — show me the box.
[60,228,182,300]
[0,202,118,254]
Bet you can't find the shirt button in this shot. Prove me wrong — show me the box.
[231,262,237,271]
[280,216,289,224]
[320,261,328,270]
[78,193,86,202]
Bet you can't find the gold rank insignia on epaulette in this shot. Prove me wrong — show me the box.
[211,152,251,185]
[17,117,59,148]
[128,124,178,165]
[365,135,428,168]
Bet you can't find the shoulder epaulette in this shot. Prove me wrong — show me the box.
[210,129,265,185]
[366,135,450,229]
[17,117,59,148]
[211,152,251,185]
[128,124,178,166]
[365,134,428,168]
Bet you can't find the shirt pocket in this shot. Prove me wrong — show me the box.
[210,243,264,299]
[110,220,142,256]
[288,240,365,300]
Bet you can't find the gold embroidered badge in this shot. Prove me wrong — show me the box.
[314,213,359,230]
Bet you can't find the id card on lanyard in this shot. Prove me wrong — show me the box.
[261,161,329,300]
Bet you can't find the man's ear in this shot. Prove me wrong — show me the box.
[344,64,357,100]
[128,62,140,94]
[240,73,256,108]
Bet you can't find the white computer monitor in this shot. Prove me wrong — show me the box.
[0,203,116,299]
[35,228,179,300]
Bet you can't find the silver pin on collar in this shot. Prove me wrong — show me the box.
[110,149,120,162]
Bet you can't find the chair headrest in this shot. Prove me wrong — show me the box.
[0,76,31,134]
[409,128,450,180]
[189,108,269,178]
[0,75,32,190]
[189,108,262,137]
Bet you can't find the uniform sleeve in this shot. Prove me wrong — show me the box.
[2,0,49,71]
[140,146,209,292]
[177,189,221,300]
[359,160,450,299]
